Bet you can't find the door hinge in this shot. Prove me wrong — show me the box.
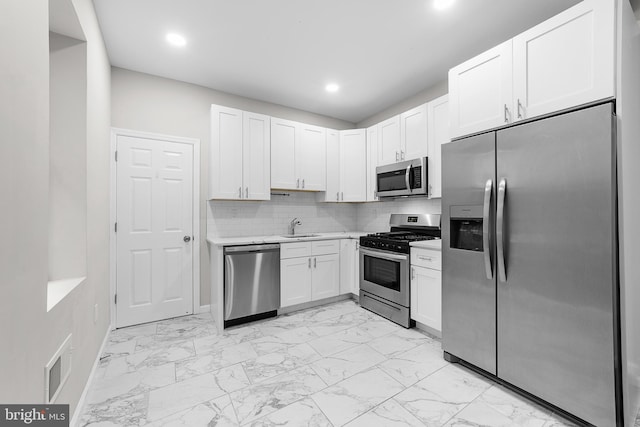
[114,222,117,233]
[114,294,117,304]
[115,151,118,162]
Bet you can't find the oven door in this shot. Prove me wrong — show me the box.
[359,247,409,307]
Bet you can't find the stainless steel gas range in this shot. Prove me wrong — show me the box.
[359,214,441,328]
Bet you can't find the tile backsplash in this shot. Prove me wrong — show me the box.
[356,198,442,231]
[207,192,358,237]
[207,192,442,237]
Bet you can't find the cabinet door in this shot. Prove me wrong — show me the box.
[410,266,442,332]
[243,112,271,200]
[426,95,449,199]
[298,124,326,191]
[449,40,513,139]
[322,129,341,202]
[209,105,243,199]
[366,125,379,202]
[513,0,614,121]
[280,257,312,307]
[312,253,340,300]
[377,116,401,166]
[339,239,355,295]
[400,104,428,161]
[339,129,367,202]
[271,117,299,190]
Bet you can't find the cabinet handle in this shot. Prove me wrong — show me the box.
[411,267,415,280]
[297,178,300,189]
[238,187,242,198]
[418,256,433,261]
[517,99,523,119]
[401,150,404,160]
[245,187,248,198]
[314,257,317,268]
[504,104,510,123]
[308,258,311,269]
[336,192,339,201]
[395,151,399,161]
[341,192,344,201]
[302,179,305,189]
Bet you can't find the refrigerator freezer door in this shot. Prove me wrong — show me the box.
[496,103,617,427]
[442,132,497,375]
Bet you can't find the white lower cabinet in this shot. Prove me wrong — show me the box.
[410,247,442,332]
[311,254,340,300]
[339,239,359,295]
[281,257,312,307]
[280,240,340,308]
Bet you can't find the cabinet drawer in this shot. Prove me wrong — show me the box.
[312,239,340,256]
[411,248,441,271]
[281,241,312,259]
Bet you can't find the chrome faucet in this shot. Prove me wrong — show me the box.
[289,217,302,235]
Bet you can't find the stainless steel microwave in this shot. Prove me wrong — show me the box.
[376,157,428,198]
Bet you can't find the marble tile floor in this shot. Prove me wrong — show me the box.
[80,300,585,426]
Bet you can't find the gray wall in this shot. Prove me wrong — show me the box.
[0,0,111,418]
[111,68,356,307]
[356,80,448,129]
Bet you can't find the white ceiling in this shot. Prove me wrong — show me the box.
[92,0,580,124]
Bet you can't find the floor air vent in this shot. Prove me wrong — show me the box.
[45,334,72,403]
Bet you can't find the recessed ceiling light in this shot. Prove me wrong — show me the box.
[166,33,187,47]
[433,0,455,10]
[325,83,340,93]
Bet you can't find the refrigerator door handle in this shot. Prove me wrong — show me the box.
[483,179,493,280]
[497,178,507,282]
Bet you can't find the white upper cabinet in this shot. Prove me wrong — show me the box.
[243,112,271,200]
[298,124,326,191]
[400,103,428,161]
[366,124,379,202]
[378,115,401,166]
[449,0,614,139]
[340,129,367,202]
[209,105,270,200]
[449,41,514,139]
[426,95,449,199]
[270,117,299,190]
[322,129,341,202]
[512,0,614,121]
[271,118,326,191]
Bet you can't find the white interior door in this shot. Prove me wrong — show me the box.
[116,135,194,327]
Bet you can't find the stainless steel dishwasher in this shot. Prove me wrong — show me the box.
[224,244,280,327]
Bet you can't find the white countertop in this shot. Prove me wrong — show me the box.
[207,231,368,246]
[410,239,442,250]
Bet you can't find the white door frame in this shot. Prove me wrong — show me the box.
[109,128,201,329]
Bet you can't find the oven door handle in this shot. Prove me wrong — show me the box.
[360,247,408,262]
[405,165,412,192]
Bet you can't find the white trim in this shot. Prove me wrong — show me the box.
[109,128,201,328]
[46,276,86,312]
[70,325,111,427]
[198,304,211,314]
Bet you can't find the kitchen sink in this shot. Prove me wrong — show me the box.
[280,234,319,238]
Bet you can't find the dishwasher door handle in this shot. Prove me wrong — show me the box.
[224,243,280,253]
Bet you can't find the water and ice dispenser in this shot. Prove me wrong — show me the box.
[449,205,484,252]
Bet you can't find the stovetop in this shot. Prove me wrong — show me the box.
[361,233,440,253]
[360,213,441,254]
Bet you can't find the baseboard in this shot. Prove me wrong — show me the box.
[414,321,442,339]
[198,304,211,314]
[70,324,111,427]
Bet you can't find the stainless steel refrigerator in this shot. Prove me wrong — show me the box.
[442,102,625,426]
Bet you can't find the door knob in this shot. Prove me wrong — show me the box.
[183,236,192,242]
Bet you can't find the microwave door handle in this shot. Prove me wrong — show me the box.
[483,179,493,280]
[405,165,412,192]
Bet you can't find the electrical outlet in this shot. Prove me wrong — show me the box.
[94,304,98,323]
